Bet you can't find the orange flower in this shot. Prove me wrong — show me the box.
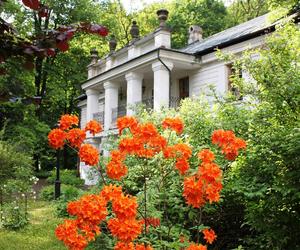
[114,242,135,250]
[186,243,207,250]
[79,144,99,166]
[163,146,177,159]
[100,184,123,202]
[162,117,184,134]
[211,129,246,161]
[59,114,79,130]
[148,135,167,151]
[202,228,217,244]
[67,128,86,148]
[175,157,190,175]
[106,161,128,180]
[48,128,66,149]
[136,148,155,158]
[143,217,160,228]
[119,137,143,155]
[85,120,103,135]
[117,116,138,135]
[198,162,222,183]
[67,194,107,224]
[112,194,138,220]
[55,219,88,250]
[107,218,142,242]
[205,182,222,203]
[183,176,205,208]
[110,150,126,162]
[135,244,154,250]
[197,149,215,163]
[136,123,158,141]
[174,143,192,159]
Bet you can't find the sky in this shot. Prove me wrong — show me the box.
[120,0,231,13]
[120,0,164,13]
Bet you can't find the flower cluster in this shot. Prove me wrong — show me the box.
[85,120,103,136]
[56,184,148,250]
[212,129,246,160]
[186,243,207,250]
[106,150,128,180]
[48,114,102,166]
[79,144,99,166]
[59,114,79,130]
[202,228,217,244]
[162,117,184,134]
[48,128,66,149]
[56,194,108,250]
[52,115,246,250]
[183,149,222,208]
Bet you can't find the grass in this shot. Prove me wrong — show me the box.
[0,201,65,250]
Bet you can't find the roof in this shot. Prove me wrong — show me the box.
[181,13,273,55]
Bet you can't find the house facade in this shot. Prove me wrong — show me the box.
[78,10,276,185]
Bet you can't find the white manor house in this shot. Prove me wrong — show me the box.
[77,9,284,185]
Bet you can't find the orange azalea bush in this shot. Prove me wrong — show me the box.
[48,114,246,250]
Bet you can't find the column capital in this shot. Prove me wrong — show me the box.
[103,81,119,90]
[152,61,173,72]
[125,72,143,82]
[86,88,99,96]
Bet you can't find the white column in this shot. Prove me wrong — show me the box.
[104,81,119,130]
[152,61,173,110]
[86,89,99,122]
[125,72,143,115]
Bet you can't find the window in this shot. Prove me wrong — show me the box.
[227,64,243,100]
[179,77,189,99]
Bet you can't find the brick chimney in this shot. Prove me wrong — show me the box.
[188,25,203,44]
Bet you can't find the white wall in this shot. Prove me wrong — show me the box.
[189,61,228,98]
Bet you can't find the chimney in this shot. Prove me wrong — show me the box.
[188,25,203,44]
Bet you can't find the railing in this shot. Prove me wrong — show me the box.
[93,111,105,124]
[111,104,127,124]
[169,96,182,109]
[97,96,183,127]
[141,97,154,109]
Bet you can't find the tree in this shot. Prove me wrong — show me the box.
[0,0,108,170]
[219,19,300,249]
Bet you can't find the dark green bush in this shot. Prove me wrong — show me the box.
[34,170,51,179]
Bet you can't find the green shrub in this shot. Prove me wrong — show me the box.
[1,202,28,230]
[0,140,33,193]
[40,184,81,201]
[47,169,84,187]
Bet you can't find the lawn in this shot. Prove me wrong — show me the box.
[0,201,65,250]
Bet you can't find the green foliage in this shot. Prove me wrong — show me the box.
[217,21,300,249]
[47,169,84,187]
[1,202,28,230]
[40,184,82,201]
[0,201,65,249]
[0,139,33,192]
[168,0,228,48]
[226,0,269,25]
